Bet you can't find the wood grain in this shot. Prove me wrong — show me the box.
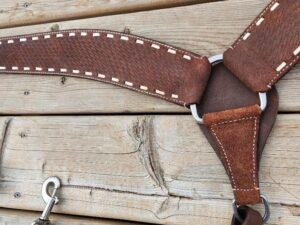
[0,0,298,114]
[0,114,298,224]
[0,208,144,225]
[0,0,212,29]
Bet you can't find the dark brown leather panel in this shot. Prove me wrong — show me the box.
[231,206,263,225]
[197,63,279,205]
[203,105,261,204]
[0,30,211,106]
[224,0,300,92]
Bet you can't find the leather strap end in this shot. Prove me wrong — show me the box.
[0,30,211,107]
[203,105,262,205]
[224,0,300,92]
[231,206,263,225]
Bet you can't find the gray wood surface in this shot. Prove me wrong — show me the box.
[0,115,298,224]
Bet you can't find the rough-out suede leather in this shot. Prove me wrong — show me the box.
[203,105,262,204]
[224,0,300,92]
[0,30,211,106]
[231,206,263,225]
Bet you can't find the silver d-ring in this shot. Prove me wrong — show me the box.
[42,176,61,204]
[232,194,270,224]
[190,53,267,124]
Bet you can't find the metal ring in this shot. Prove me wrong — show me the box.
[42,176,61,204]
[190,53,267,124]
[232,194,270,224]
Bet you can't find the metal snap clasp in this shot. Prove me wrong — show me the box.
[190,53,267,124]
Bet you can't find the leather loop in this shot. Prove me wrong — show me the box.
[231,206,263,225]
[224,0,300,92]
[0,30,211,106]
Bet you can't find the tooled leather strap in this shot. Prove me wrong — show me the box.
[224,0,300,92]
[0,29,211,106]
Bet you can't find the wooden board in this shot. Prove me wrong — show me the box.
[0,0,299,114]
[0,0,211,29]
[0,114,299,224]
[0,208,144,225]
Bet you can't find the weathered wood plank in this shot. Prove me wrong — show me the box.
[0,208,144,225]
[0,114,298,224]
[0,0,298,114]
[0,0,212,29]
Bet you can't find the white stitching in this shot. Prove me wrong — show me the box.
[276,62,287,72]
[93,33,100,37]
[20,38,27,42]
[107,34,114,38]
[167,49,176,54]
[231,0,279,49]
[0,66,6,70]
[210,116,259,191]
[8,40,14,44]
[120,36,129,41]
[155,89,165,95]
[0,29,189,104]
[35,67,42,71]
[125,81,133,86]
[32,36,39,40]
[242,32,251,40]
[24,67,30,71]
[85,71,92,76]
[270,2,279,11]
[293,46,300,56]
[81,32,87,36]
[136,39,144,45]
[12,66,18,70]
[112,77,119,82]
[256,17,265,26]
[60,68,67,72]
[98,74,105,78]
[151,44,160,49]
[0,29,199,60]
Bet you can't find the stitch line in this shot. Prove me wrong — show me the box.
[0,29,202,60]
[1,68,184,105]
[210,116,259,192]
[231,0,278,49]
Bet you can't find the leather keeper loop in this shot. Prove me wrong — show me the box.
[224,0,300,92]
[0,29,211,106]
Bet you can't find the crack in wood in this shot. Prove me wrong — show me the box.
[0,118,12,173]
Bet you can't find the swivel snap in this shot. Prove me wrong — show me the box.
[31,177,61,225]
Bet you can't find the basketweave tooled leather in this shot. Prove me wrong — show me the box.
[224,0,300,92]
[197,63,278,205]
[231,206,263,225]
[0,30,211,107]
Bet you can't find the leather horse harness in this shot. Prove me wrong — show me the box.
[0,0,299,224]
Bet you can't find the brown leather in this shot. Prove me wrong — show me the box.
[231,206,263,225]
[198,63,279,205]
[0,29,211,106]
[203,105,261,204]
[224,0,300,92]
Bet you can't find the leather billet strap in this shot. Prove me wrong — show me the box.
[203,105,261,204]
[0,30,211,106]
[224,0,300,92]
